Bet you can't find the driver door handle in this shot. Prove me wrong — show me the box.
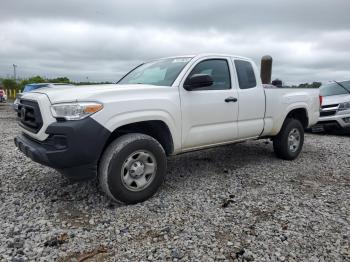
[225,97,238,103]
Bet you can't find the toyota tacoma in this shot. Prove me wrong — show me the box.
[14,54,320,204]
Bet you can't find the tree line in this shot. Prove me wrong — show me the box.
[271,79,322,88]
[0,75,322,91]
[0,76,112,91]
[287,82,322,88]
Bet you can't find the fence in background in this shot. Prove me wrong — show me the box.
[5,89,19,100]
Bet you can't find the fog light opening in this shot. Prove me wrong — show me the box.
[343,117,350,123]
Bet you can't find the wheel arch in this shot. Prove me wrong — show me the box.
[285,107,309,128]
[270,106,309,136]
[102,120,175,157]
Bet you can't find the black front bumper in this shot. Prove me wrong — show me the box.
[15,134,50,165]
[14,117,111,180]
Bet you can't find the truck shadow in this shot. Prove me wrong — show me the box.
[166,140,276,183]
[306,128,350,137]
[30,136,326,229]
[45,140,276,205]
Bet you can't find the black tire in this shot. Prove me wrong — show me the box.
[99,133,167,204]
[273,118,304,160]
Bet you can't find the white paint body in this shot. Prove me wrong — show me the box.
[20,54,320,155]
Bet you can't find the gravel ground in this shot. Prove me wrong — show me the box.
[1,102,350,262]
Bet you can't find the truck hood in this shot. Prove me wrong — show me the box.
[322,93,350,106]
[27,84,169,104]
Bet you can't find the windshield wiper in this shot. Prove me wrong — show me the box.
[333,80,350,94]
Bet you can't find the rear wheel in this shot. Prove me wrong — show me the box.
[99,133,167,204]
[273,118,304,160]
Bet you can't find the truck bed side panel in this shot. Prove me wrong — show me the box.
[262,88,319,136]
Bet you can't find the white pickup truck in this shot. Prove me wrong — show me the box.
[14,54,320,204]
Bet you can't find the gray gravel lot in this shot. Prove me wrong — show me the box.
[1,102,350,261]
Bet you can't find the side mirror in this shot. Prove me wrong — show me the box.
[184,74,213,90]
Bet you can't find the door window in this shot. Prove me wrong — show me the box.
[185,59,231,90]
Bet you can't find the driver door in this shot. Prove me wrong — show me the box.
[179,57,239,151]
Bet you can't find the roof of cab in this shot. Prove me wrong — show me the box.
[159,53,252,61]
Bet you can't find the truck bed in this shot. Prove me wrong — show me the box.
[262,88,320,136]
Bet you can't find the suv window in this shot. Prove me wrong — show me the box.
[234,60,257,89]
[23,84,49,92]
[186,59,231,90]
[320,81,350,96]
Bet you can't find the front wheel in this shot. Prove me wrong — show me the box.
[99,133,167,204]
[273,118,304,160]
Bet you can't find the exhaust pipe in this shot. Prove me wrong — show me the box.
[260,55,273,84]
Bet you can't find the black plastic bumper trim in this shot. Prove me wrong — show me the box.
[14,135,50,165]
[14,117,111,180]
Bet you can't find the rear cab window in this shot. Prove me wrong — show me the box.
[234,60,257,89]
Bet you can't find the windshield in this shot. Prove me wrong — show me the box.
[320,81,350,96]
[118,57,192,86]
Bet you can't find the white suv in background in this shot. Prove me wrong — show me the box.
[318,81,350,132]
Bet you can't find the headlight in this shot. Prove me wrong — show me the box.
[338,101,350,111]
[51,102,103,120]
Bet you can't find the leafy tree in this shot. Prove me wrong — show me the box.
[298,82,322,88]
[2,73,119,92]
[2,78,18,90]
[18,79,30,90]
[284,81,322,89]
[28,75,46,83]
[49,77,70,83]
[272,79,283,87]
[17,76,46,91]
[310,82,322,88]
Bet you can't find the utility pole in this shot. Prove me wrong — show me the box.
[13,64,17,80]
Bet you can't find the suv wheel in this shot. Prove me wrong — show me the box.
[99,133,167,204]
[273,118,304,160]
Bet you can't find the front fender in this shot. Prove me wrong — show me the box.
[91,109,181,153]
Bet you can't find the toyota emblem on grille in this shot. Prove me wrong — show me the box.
[21,107,26,121]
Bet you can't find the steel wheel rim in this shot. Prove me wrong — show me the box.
[288,128,301,153]
[121,150,157,192]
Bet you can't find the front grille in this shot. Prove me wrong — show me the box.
[320,104,339,118]
[321,104,339,109]
[17,99,43,133]
[320,111,337,117]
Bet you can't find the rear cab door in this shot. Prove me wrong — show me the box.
[178,55,239,151]
[232,58,265,139]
